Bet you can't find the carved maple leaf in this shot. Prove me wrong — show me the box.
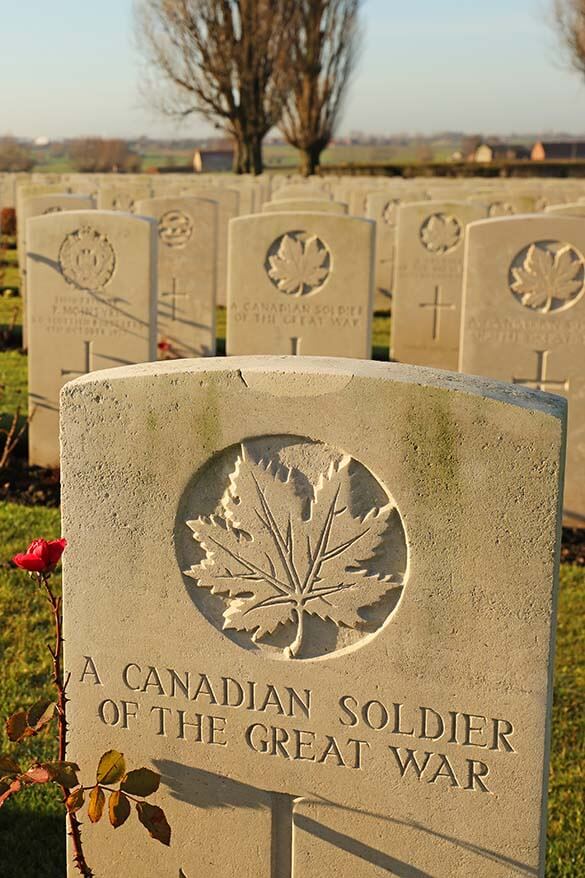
[420,214,461,254]
[267,234,329,296]
[511,244,583,312]
[185,448,400,658]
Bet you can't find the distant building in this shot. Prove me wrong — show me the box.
[532,141,585,161]
[193,147,234,173]
[471,142,530,163]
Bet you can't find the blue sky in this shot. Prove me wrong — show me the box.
[1,0,584,139]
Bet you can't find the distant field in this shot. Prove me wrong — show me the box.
[23,140,462,175]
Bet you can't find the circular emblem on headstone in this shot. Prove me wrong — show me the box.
[265,230,331,296]
[509,240,585,313]
[158,210,194,248]
[58,226,116,292]
[419,213,462,254]
[177,436,408,661]
[382,200,400,226]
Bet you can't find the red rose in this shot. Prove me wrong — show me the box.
[158,340,171,352]
[12,538,67,574]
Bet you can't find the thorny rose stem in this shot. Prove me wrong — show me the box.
[39,572,94,878]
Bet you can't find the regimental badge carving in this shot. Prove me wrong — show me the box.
[58,226,116,292]
[266,231,331,296]
[419,213,462,254]
[158,210,193,248]
[509,240,585,313]
[180,438,407,660]
[382,200,400,226]
[489,202,515,218]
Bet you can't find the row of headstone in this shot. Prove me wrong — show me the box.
[16,176,585,526]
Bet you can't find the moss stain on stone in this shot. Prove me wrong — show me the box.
[198,374,223,452]
[405,389,461,500]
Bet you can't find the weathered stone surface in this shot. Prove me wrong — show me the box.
[226,214,375,357]
[263,199,348,215]
[273,184,332,201]
[61,356,565,877]
[27,210,157,467]
[392,201,488,370]
[546,202,585,217]
[136,196,217,357]
[460,214,585,525]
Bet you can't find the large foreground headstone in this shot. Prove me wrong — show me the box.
[227,214,374,357]
[460,215,585,525]
[27,211,157,467]
[392,201,487,370]
[62,357,565,877]
[136,196,218,357]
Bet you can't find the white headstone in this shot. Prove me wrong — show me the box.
[61,356,565,877]
[460,214,585,525]
[27,211,157,467]
[136,196,218,357]
[392,201,487,370]
[226,213,375,357]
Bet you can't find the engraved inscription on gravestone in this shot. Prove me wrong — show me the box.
[179,438,407,661]
[266,232,331,297]
[509,240,585,313]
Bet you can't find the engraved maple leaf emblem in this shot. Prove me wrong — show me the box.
[510,243,584,312]
[184,448,401,659]
[267,234,330,296]
[420,214,461,254]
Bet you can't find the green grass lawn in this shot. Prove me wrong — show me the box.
[0,277,582,876]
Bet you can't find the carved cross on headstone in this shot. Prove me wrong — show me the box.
[513,350,569,393]
[418,285,455,341]
[61,340,94,379]
[161,278,190,322]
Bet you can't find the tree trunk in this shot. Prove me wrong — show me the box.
[232,136,250,174]
[299,143,322,177]
[249,133,264,175]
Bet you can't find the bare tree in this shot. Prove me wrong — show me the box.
[280,0,362,177]
[134,0,297,174]
[0,137,35,172]
[69,138,141,173]
[554,0,585,74]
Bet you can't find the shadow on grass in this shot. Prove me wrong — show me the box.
[0,807,65,878]
[0,321,22,351]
